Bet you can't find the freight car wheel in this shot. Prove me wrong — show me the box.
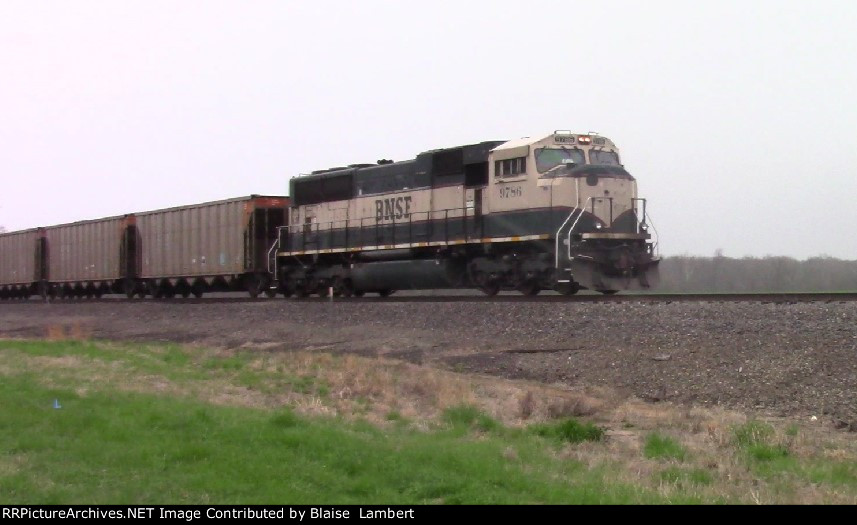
[245,276,264,299]
[352,290,365,297]
[378,289,395,298]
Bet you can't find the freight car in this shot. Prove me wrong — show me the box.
[0,228,46,299]
[130,196,286,298]
[273,131,659,297]
[0,195,287,300]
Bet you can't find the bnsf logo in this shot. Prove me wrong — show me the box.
[375,196,413,221]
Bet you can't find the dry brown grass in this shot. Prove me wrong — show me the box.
[44,322,92,341]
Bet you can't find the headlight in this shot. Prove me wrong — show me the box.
[594,222,603,230]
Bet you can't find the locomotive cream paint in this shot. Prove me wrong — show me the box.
[276,131,659,296]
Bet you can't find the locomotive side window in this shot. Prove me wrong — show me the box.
[535,148,586,173]
[494,157,527,178]
[590,150,621,166]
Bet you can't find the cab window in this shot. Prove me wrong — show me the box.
[535,148,586,173]
[494,157,527,178]
[590,150,621,166]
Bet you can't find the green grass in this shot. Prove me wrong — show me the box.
[657,467,714,487]
[644,433,687,461]
[442,405,501,433]
[734,420,776,448]
[0,341,681,504]
[733,420,791,463]
[530,418,605,444]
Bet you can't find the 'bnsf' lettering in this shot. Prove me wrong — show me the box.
[375,196,412,221]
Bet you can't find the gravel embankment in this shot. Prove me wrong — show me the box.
[1,299,856,427]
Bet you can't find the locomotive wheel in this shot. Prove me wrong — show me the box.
[517,281,541,296]
[479,284,500,297]
[264,288,278,298]
[331,277,354,298]
[555,282,580,296]
[293,286,310,298]
[352,290,365,297]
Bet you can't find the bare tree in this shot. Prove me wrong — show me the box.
[0,225,6,234]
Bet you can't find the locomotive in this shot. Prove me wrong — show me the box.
[273,131,659,297]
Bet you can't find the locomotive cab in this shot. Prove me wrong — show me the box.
[485,131,659,293]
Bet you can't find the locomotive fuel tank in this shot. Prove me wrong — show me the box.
[350,259,466,291]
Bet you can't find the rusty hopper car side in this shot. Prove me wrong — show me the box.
[0,228,47,299]
[133,195,287,298]
[44,216,134,299]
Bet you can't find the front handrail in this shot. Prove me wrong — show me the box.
[554,197,592,269]
[632,197,659,256]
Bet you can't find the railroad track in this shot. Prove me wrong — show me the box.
[5,292,857,305]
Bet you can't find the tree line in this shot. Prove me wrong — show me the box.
[657,254,857,293]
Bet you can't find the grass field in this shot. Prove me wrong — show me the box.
[0,337,855,504]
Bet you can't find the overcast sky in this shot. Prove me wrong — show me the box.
[2,1,856,259]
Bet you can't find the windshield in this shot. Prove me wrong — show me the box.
[535,148,586,173]
[590,150,621,166]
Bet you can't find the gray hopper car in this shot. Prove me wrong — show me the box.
[0,195,288,300]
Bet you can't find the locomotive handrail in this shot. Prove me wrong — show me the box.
[283,207,473,251]
[566,197,598,261]
[266,236,280,276]
[632,197,659,256]
[554,197,593,269]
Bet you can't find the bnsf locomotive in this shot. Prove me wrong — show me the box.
[273,131,659,297]
[0,131,658,301]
